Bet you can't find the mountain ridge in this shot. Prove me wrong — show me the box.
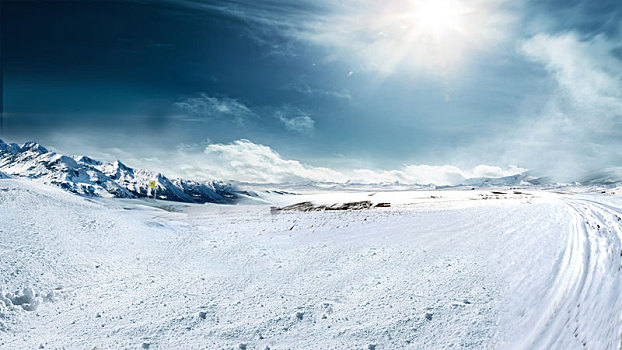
[0,139,237,204]
[1,140,620,203]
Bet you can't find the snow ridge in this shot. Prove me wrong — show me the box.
[0,139,237,203]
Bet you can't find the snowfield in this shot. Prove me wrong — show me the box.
[1,178,621,349]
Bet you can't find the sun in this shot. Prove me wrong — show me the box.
[358,0,486,76]
[412,0,465,37]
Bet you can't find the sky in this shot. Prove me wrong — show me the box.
[1,0,621,184]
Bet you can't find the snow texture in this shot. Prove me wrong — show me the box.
[1,178,621,349]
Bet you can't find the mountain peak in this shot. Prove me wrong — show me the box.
[75,155,102,166]
[0,140,237,204]
[113,160,131,170]
[21,141,49,154]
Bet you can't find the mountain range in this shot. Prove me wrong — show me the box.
[0,139,237,204]
[1,140,620,204]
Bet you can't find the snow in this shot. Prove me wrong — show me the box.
[1,178,621,349]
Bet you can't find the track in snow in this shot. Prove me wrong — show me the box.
[517,196,622,350]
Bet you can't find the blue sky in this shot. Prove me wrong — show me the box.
[1,0,621,184]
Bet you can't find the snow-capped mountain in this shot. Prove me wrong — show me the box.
[0,139,237,203]
[579,167,622,186]
[237,172,550,193]
[459,172,550,187]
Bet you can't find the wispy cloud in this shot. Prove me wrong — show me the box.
[173,93,257,125]
[164,0,516,75]
[279,115,315,134]
[524,0,622,38]
[286,80,352,101]
[174,93,317,134]
[492,32,622,181]
[273,105,315,134]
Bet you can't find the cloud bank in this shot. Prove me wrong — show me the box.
[167,139,523,185]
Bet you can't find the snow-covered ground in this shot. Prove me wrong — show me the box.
[1,178,621,349]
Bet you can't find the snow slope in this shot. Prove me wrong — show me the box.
[0,139,237,203]
[0,179,621,349]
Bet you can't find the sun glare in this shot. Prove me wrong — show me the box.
[356,0,488,77]
[413,0,464,36]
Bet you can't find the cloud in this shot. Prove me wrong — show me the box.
[279,115,315,134]
[524,0,622,38]
[166,0,516,75]
[180,139,341,183]
[347,164,524,186]
[173,94,317,134]
[174,93,257,125]
[286,80,352,101]
[495,32,622,181]
[273,106,315,134]
[165,139,522,185]
[47,134,523,185]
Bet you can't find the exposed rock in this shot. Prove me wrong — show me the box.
[273,200,377,212]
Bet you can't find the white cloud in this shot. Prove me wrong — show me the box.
[502,32,622,180]
[273,106,315,134]
[288,80,352,101]
[173,94,317,134]
[166,139,522,185]
[279,115,315,134]
[54,134,524,185]
[174,93,257,125]
[179,139,341,183]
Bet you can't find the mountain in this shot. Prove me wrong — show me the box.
[579,167,622,186]
[0,139,237,204]
[235,173,552,193]
[459,172,551,187]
